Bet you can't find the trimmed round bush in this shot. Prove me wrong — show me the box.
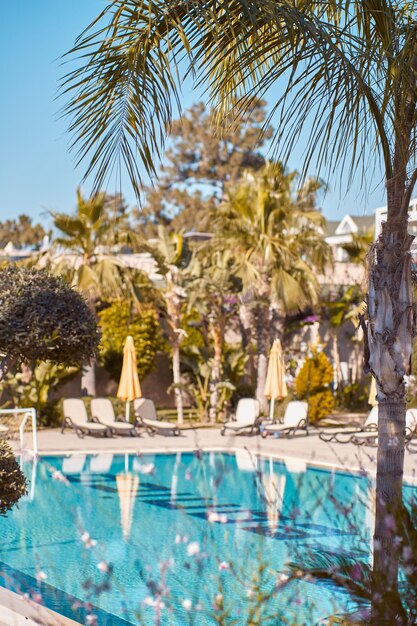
[0,441,27,515]
[0,265,100,366]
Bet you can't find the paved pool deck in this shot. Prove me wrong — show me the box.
[21,425,417,480]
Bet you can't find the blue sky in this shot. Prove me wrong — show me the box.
[0,1,386,227]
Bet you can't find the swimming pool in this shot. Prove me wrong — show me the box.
[0,451,407,625]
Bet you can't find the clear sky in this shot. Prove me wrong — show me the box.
[0,1,386,228]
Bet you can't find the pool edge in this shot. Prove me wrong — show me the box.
[0,585,82,626]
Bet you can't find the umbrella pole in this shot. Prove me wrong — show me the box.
[125,401,130,422]
[269,398,275,421]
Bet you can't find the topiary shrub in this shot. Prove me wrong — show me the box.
[0,441,27,515]
[0,265,100,368]
[295,348,334,423]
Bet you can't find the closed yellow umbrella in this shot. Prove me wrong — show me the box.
[264,339,288,420]
[117,335,142,421]
[368,376,378,406]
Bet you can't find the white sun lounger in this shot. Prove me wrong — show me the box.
[261,401,308,438]
[221,398,261,436]
[319,405,379,443]
[91,398,138,436]
[61,399,109,438]
[133,399,180,436]
[352,408,417,447]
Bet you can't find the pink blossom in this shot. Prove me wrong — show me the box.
[187,542,200,556]
[218,561,230,571]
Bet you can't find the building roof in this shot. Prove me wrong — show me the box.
[324,220,339,236]
[351,215,374,232]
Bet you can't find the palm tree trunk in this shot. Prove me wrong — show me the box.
[172,338,184,425]
[367,214,413,625]
[81,361,96,396]
[209,326,222,424]
[331,331,342,390]
[254,303,270,413]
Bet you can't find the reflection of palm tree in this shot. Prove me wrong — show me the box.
[214,164,330,410]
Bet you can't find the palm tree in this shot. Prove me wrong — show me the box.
[64,3,417,621]
[46,190,138,394]
[188,246,241,422]
[213,163,330,411]
[146,226,189,425]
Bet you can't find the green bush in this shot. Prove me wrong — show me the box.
[336,381,369,411]
[0,441,27,515]
[295,349,334,423]
[98,301,166,381]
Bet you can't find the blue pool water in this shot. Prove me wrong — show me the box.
[0,451,412,625]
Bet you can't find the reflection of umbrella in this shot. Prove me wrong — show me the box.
[117,335,142,421]
[368,377,378,407]
[264,339,288,420]
[262,472,286,531]
[116,472,139,539]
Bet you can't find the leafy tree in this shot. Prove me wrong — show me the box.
[295,349,334,424]
[64,2,417,619]
[213,163,331,411]
[145,226,190,424]
[0,214,49,249]
[0,265,99,378]
[187,247,242,421]
[135,101,273,234]
[0,441,27,516]
[46,189,140,394]
[324,286,364,390]
[98,300,165,381]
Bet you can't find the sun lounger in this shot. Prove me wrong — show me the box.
[133,399,180,436]
[221,398,261,436]
[353,409,417,447]
[319,406,379,444]
[261,401,308,438]
[61,399,110,438]
[91,398,138,436]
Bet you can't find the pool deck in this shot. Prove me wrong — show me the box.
[21,425,417,480]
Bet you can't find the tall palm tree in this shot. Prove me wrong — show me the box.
[188,246,241,422]
[46,190,138,394]
[213,163,330,411]
[146,226,189,425]
[64,2,417,621]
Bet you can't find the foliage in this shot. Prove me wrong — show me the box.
[181,343,248,421]
[0,441,27,515]
[135,100,273,234]
[2,362,78,426]
[213,163,330,314]
[98,301,165,381]
[288,497,417,624]
[48,189,140,301]
[295,349,334,423]
[337,382,370,412]
[0,265,100,368]
[0,214,49,249]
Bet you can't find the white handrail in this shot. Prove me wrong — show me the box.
[0,407,37,455]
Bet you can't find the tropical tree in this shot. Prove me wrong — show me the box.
[213,163,330,411]
[145,226,190,424]
[135,100,273,234]
[45,189,139,394]
[188,246,241,422]
[64,2,417,622]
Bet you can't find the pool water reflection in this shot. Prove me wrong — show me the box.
[0,451,405,625]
